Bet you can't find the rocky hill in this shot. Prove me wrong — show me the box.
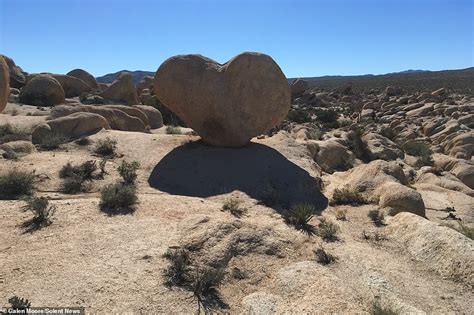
[96,70,155,85]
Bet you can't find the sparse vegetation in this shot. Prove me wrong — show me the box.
[315,108,339,129]
[162,248,192,287]
[259,182,279,207]
[314,244,338,265]
[362,230,388,242]
[94,137,117,157]
[283,203,316,235]
[74,137,91,146]
[349,126,371,162]
[100,182,138,214]
[117,160,140,184]
[287,108,312,123]
[330,187,368,206]
[222,198,247,217]
[370,297,398,315]
[0,170,35,200]
[7,296,31,312]
[402,140,433,167]
[21,196,56,230]
[334,208,347,221]
[317,217,339,242]
[38,133,68,150]
[59,160,98,194]
[0,124,30,144]
[166,125,182,134]
[368,209,385,227]
[190,267,227,312]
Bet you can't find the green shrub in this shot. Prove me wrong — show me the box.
[190,267,226,311]
[117,160,140,185]
[283,203,316,235]
[162,248,192,287]
[348,126,371,162]
[317,217,339,242]
[94,137,117,157]
[330,187,368,206]
[21,196,56,228]
[8,296,31,312]
[334,208,347,221]
[0,170,35,199]
[368,209,385,227]
[314,244,338,265]
[287,108,312,123]
[39,133,68,150]
[74,137,91,146]
[59,160,97,194]
[100,182,138,213]
[166,125,182,134]
[314,109,339,124]
[222,198,247,217]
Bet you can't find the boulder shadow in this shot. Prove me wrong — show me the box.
[148,141,328,212]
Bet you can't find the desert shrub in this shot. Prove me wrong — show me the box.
[368,209,385,227]
[21,196,56,228]
[222,198,247,217]
[117,160,140,185]
[0,170,35,199]
[338,118,352,127]
[402,140,433,167]
[39,133,68,150]
[362,230,388,242]
[59,160,97,194]
[162,248,192,287]
[287,108,312,123]
[314,244,338,265]
[283,203,316,235]
[314,108,339,124]
[317,217,339,242]
[0,124,30,144]
[100,182,138,213]
[8,296,31,312]
[189,267,227,311]
[330,187,368,206]
[370,298,397,315]
[335,208,347,221]
[2,150,19,160]
[94,137,117,157]
[98,159,108,178]
[74,137,91,146]
[166,125,182,134]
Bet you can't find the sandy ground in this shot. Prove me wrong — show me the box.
[1,107,473,313]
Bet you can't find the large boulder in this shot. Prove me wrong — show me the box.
[0,55,26,88]
[0,56,9,112]
[363,132,404,161]
[32,112,109,144]
[50,74,91,98]
[132,105,163,129]
[67,69,99,90]
[137,76,154,95]
[50,104,147,132]
[19,75,65,106]
[378,182,426,217]
[290,78,309,97]
[99,72,138,105]
[154,52,290,147]
[307,140,354,173]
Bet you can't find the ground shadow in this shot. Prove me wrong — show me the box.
[148,141,328,212]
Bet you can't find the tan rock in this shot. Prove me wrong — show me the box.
[32,112,109,144]
[50,104,147,132]
[377,182,425,217]
[132,105,163,129]
[67,69,99,90]
[50,74,91,98]
[154,52,290,147]
[290,78,309,97]
[307,140,354,173]
[0,56,9,112]
[100,72,138,105]
[19,75,65,107]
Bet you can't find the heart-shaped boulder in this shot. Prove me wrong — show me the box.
[153,52,290,147]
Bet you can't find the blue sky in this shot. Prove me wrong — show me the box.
[0,0,472,78]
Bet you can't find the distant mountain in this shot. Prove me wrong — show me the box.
[289,67,474,94]
[96,70,155,85]
[97,67,474,94]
